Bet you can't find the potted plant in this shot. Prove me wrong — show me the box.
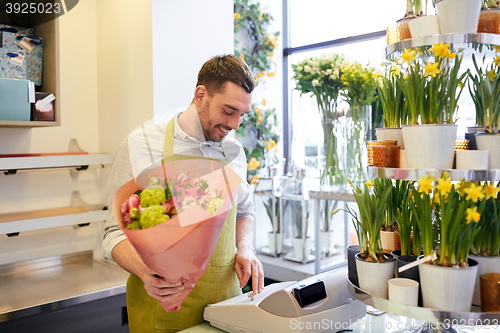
[291,200,310,261]
[334,178,394,298]
[407,0,441,38]
[418,175,485,312]
[263,197,282,256]
[437,0,482,34]
[376,65,406,149]
[398,43,467,169]
[478,0,500,34]
[292,53,347,187]
[470,54,500,168]
[341,61,378,186]
[469,182,500,306]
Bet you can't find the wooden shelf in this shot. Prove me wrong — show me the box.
[0,153,114,172]
[0,120,60,127]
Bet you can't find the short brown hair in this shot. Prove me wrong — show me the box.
[196,54,255,95]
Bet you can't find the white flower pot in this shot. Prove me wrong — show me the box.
[456,150,489,170]
[476,133,500,169]
[408,15,440,38]
[376,127,404,150]
[469,254,500,306]
[402,124,457,169]
[355,253,396,299]
[268,232,282,255]
[293,237,311,261]
[381,230,396,252]
[419,259,478,312]
[437,0,482,34]
[321,230,335,255]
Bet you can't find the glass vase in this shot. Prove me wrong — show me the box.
[320,117,345,189]
[344,104,371,188]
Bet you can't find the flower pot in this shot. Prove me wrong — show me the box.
[408,15,440,38]
[478,8,500,34]
[387,17,413,45]
[469,254,500,307]
[400,150,408,168]
[437,0,482,34]
[376,127,404,149]
[347,245,360,287]
[476,133,500,169]
[419,258,478,312]
[465,126,484,150]
[388,278,419,306]
[397,253,423,306]
[267,232,282,256]
[321,230,335,256]
[402,124,457,169]
[456,150,489,170]
[355,253,396,299]
[381,230,397,253]
[293,237,311,261]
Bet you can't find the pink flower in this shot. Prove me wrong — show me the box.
[161,202,173,214]
[128,194,140,210]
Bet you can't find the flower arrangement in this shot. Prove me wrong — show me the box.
[397,42,467,125]
[469,53,500,133]
[340,61,378,108]
[377,65,406,128]
[236,99,280,184]
[405,0,427,17]
[121,176,224,230]
[234,0,279,85]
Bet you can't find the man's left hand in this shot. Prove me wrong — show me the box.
[234,242,264,294]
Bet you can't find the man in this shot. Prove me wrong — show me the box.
[102,54,264,332]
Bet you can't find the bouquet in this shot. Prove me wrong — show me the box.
[113,158,241,312]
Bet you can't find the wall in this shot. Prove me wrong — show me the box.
[151,0,234,118]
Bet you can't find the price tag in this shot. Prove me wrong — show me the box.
[18,37,34,53]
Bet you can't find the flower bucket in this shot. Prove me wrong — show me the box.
[478,8,500,34]
[355,253,396,299]
[293,237,311,261]
[402,124,457,169]
[408,15,440,38]
[419,259,478,312]
[437,0,482,34]
[476,133,500,169]
[376,127,404,149]
[469,254,500,306]
[268,232,282,256]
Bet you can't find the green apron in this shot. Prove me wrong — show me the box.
[126,118,241,332]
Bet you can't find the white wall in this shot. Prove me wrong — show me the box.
[152,0,234,118]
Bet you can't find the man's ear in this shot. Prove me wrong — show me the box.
[194,85,207,105]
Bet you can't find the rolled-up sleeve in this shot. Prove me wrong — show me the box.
[234,144,255,220]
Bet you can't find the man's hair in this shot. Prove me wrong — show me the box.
[196,54,255,95]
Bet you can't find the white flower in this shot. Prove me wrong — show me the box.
[311,61,319,68]
[326,69,332,75]
[329,74,336,80]
[304,65,311,72]
[297,66,303,71]
[312,79,319,86]
[307,60,314,66]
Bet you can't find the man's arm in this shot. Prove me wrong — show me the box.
[234,216,264,294]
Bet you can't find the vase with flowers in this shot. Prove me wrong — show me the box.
[470,53,500,168]
[398,42,467,169]
[292,53,346,188]
[341,61,378,187]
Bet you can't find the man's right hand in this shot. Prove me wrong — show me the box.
[141,269,185,302]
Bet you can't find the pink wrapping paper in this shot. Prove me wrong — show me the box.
[112,158,241,311]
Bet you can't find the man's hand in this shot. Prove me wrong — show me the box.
[234,241,264,294]
[141,268,185,302]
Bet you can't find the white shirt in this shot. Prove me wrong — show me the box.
[101,114,254,261]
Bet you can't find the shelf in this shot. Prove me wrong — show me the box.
[0,251,129,323]
[347,274,500,323]
[0,153,114,173]
[0,209,109,235]
[385,33,500,62]
[309,189,356,202]
[0,120,59,127]
[368,166,500,181]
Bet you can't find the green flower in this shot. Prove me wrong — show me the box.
[206,198,224,215]
[140,205,169,228]
[140,188,166,207]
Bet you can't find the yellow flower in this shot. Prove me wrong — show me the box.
[436,177,453,196]
[250,175,260,185]
[247,158,260,170]
[365,180,373,189]
[424,62,440,78]
[429,42,451,58]
[417,175,434,195]
[255,107,262,115]
[464,183,485,202]
[265,140,276,150]
[494,54,500,67]
[256,115,263,123]
[258,12,263,20]
[489,69,496,81]
[234,13,241,20]
[240,53,245,61]
[443,49,457,59]
[466,207,481,224]
[262,99,267,106]
[401,49,416,66]
[391,66,400,76]
[483,183,500,200]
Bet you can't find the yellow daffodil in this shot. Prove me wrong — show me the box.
[256,115,263,123]
[258,12,263,20]
[429,42,451,58]
[436,177,453,196]
[401,49,416,66]
[464,183,485,202]
[240,53,245,61]
[247,158,260,170]
[466,207,481,224]
[489,69,497,81]
[391,66,401,75]
[494,54,500,67]
[424,62,440,78]
[265,140,276,150]
[262,99,267,106]
[250,175,260,185]
[234,13,241,20]
[483,183,500,200]
[365,180,373,189]
[443,49,457,59]
[417,175,434,195]
[456,181,466,196]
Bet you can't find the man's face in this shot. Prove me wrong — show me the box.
[197,82,252,142]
